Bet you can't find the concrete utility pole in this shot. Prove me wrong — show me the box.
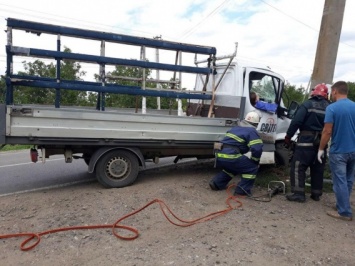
[310,0,346,89]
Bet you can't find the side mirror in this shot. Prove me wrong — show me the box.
[287,101,299,119]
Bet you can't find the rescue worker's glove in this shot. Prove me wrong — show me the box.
[284,135,291,148]
[317,150,324,163]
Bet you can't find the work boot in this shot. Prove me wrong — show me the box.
[209,181,219,191]
[286,193,306,203]
[310,194,320,201]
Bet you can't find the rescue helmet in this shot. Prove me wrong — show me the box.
[243,111,260,127]
[311,83,328,98]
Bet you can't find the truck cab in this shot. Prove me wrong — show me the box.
[189,62,291,165]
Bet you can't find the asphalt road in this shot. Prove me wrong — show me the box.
[0,150,93,196]
[0,150,198,196]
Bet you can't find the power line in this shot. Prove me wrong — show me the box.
[179,0,231,41]
[259,0,354,48]
[0,3,157,38]
[1,1,353,82]
[259,0,319,32]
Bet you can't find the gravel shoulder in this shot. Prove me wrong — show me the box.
[1,161,354,266]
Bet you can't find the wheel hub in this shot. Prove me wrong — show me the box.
[106,156,129,179]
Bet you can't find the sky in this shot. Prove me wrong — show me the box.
[0,0,354,91]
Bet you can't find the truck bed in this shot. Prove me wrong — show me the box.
[1,104,237,146]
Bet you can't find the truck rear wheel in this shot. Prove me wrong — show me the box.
[96,150,139,188]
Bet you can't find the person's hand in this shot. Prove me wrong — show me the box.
[317,150,324,163]
[284,135,291,147]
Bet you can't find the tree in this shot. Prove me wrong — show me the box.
[101,65,185,110]
[98,65,146,108]
[282,83,307,107]
[57,49,87,106]
[347,82,355,101]
[15,60,55,104]
[282,82,355,106]
[13,47,86,105]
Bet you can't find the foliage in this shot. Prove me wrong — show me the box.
[256,164,333,194]
[282,83,307,107]
[347,81,355,101]
[101,65,187,110]
[12,47,87,106]
[255,165,287,187]
[5,46,353,109]
[282,81,355,107]
[0,144,31,152]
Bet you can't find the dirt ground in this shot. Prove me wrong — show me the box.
[1,160,354,266]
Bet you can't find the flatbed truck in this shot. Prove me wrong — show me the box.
[1,18,294,188]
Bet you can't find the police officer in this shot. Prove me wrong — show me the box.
[285,83,330,202]
[209,111,263,196]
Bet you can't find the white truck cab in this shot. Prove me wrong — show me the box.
[189,61,291,165]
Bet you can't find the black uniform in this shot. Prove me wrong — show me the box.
[286,95,330,198]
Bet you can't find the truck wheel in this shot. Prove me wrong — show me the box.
[96,150,139,188]
[275,142,290,166]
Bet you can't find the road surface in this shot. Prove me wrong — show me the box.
[0,150,198,196]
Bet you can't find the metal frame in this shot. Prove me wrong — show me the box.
[5,18,217,110]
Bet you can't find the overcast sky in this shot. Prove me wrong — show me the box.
[0,0,354,90]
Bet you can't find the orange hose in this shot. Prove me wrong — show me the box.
[0,184,243,251]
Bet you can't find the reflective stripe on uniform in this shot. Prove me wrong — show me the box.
[216,153,242,159]
[251,156,260,162]
[248,139,263,147]
[225,133,245,143]
[294,160,305,193]
[222,169,235,178]
[241,174,256,179]
[307,108,326,115]
[296,143,314,146]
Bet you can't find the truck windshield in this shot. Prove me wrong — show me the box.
[249,72,279,103]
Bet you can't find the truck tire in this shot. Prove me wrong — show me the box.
[275,141,290,166]
[96,150,139,188]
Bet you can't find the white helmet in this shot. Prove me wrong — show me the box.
[243,111,260,126]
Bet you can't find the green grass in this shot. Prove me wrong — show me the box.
[255,164,289,187]
[255,164,333,193]
[0,144,32,152]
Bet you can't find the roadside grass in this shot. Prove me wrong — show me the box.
[256,164,333,193]
[0,144,31,152]
[256,164,288,187]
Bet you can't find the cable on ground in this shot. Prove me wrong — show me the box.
[0,184,243,251]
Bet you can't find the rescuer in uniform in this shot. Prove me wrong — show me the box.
[209,111,263,196]
[285,83,330,202]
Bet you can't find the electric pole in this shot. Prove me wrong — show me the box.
[310,0,346,89]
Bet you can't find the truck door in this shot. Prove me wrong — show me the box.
[243,68,285,149]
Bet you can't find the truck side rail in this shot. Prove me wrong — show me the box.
[9,74,212,100]
[8,46,211,75]
[5,18,217,109]
[7,18,216,55]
